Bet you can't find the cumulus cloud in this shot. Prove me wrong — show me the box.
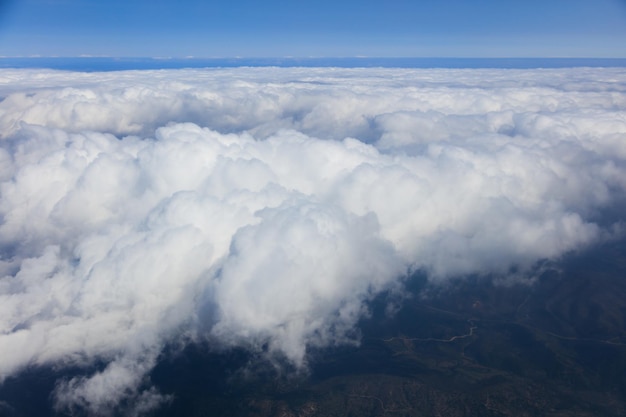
[0,66,625,414]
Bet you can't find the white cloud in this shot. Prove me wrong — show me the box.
[0,66,625,414]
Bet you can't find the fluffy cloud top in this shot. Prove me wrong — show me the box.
[1,67,625,415]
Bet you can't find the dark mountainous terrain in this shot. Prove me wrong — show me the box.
[2,239,626,417]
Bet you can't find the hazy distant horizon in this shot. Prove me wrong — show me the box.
[2,56,626,72]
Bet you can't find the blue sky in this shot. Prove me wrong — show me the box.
[0,0,625,58]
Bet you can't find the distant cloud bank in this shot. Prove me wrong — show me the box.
[1,67,625,415]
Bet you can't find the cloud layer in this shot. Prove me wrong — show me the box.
[1,67,625,414]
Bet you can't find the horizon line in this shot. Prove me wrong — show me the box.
[2,55,626,60]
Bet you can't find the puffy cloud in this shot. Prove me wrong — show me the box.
[0,66,625,414]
